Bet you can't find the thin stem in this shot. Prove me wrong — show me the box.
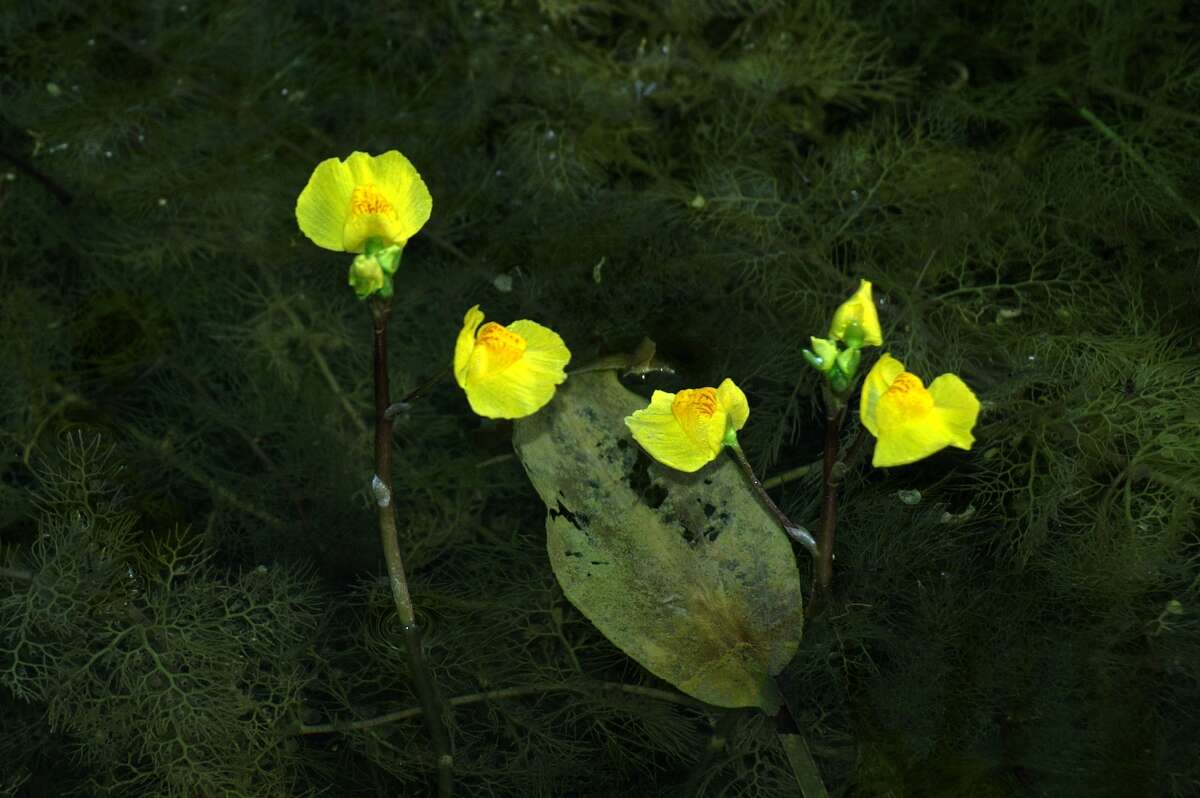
[726,444,817,557]
[683,709,743,798]
[777,733,830,798]
[257,264,367,436]
[369,297,454,797]
[762,460,818,490]
[808,386,847,619]
[295,679,706,735]
[1055,87,1200,231]
[385,366,450,419]
[0,566,33,582]
[0,145,74,205]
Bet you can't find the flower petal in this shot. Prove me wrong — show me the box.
[457,317,570,419]
[454,305,486,389]
[507,319,571,378]
[928,373,980,450]
[871,414,953,467]
[626,391,718,473]
[829,279,884,347]
[297,151,433,254]
[466,357,559,419]
[859,353,905,436]
[672,388,727,461]
[296,156,357,251]
[366,150,433,242]
[717,378,750,432]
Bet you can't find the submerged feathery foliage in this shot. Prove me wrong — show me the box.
[1,0,1198,795]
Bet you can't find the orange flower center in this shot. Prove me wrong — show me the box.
[672,387,719,436]
[350,184,394,217]
[884,372,933,417]
[475,322,526,372]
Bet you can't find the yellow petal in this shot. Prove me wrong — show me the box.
[341,151,432,252]
[508,319,572,379]
[454,305,486,389]
[871,415,951,467]
[830,277,888,345]
[457,316,570,419]
[296,151,433,254]
[867,367,981,467]
[626,391,719,473]
[874,372,934,433]
[296,156,358,251]
[829,279,884,347]
[361,150,433,241]
[468,322,528,382]
[716,378,750,432]
[928,373,980,450]
[672,387,728,461]
[859,353,905,436]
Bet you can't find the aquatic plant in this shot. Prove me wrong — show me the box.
[1,0,1197,794]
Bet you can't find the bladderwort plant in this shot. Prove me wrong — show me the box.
[3,1,1199,794]
[291,149,980,794]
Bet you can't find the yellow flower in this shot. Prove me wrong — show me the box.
[829,279,883,348]
[454,305,571,419]
[295,151,432,254]
[860,353,980,467]
[625,379,749,472]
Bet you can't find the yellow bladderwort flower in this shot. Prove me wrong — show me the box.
[860,353,980,467]
[828,279,883,348]
[454,305,571,419]
[625,379,749,473]
[296,150,432,254]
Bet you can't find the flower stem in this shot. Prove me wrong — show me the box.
[808,385,847,619]
[726,444,817,557]
[385,366,450,419]
[369,297,454,797]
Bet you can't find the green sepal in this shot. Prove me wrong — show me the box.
[349,242,404,299]
[804,337,838,373]
[840,320,865,349]
[835,346,861,378]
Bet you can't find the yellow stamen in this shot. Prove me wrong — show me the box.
[885,372,933,417]
[350,184,394,216]
[672,387,718,432]
[476,322,526,371]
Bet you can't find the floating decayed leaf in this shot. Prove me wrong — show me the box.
[513,371,803,712]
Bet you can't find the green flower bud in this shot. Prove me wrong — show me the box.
[828,367,852,394]
[835,346,861,378]
[349,254,386,299]
[840,320,866,349]
[349,240,404,299]
[803,336,838,373]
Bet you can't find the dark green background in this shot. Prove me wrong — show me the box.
[2,1,1198,795]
